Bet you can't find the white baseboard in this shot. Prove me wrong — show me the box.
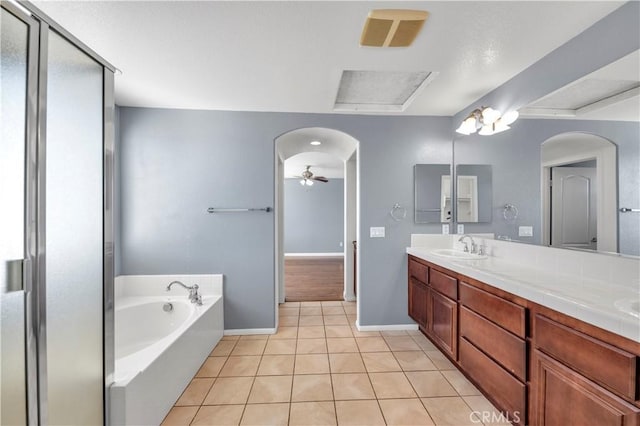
[285,252,344,257]
[224,328,276,335]
[355,321,419,332]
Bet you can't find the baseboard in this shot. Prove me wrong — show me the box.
[224,328,276,335]
[355,321,419,332]
[285,252,344,257]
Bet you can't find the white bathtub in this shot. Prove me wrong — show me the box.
[110,275,224,426]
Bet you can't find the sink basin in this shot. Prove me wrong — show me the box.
[614,299,640,318]
[430,249,488,260]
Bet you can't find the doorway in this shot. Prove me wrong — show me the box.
[274,128,359,327]
[541,132,617,252]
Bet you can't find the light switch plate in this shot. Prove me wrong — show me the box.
[457,224,464,234]
[370,227,385,238]
[519,226,533,237]
[442,224,450,235]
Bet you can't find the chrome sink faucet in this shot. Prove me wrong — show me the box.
[458,234,478,254]
[166,280,203,305]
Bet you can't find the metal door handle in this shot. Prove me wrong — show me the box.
[1,259,26,294]
[590,237,597,243]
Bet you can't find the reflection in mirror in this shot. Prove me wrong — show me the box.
[414,164,451,224]
[455,165,492,223]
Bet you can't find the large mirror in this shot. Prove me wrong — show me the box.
[414,164,451,223]
[455,165,492,223]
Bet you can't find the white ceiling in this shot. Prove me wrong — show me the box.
[32,1,624,116]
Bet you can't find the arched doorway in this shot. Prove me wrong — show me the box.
[274,128,359,328]
[541,132,617,252]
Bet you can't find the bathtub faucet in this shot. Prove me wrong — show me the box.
[166,281,203,306]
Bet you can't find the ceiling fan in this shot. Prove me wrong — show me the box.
[296,165,328,186]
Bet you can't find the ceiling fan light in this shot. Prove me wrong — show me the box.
[307,179,314,186]
[300,179,306,186]
[481,107,501,125]
[501,110,519,125]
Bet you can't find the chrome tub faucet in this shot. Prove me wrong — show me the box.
[166,280,203,305]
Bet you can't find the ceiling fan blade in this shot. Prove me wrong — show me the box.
[313,176,329,182]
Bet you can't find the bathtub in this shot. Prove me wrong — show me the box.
[110,275,223,426]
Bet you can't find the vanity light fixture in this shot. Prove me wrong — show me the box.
[310,140,322,146]
[456,107,519,136]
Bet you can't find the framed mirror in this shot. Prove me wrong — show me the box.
[455,165,492,223]
[414,164,451,224]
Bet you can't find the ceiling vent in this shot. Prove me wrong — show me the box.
[334,70,437,112]
[360,9,429,47]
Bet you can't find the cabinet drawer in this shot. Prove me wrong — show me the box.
[459,337,526,423]
[460,306,526,381]
[430,268,457,300]
[459,282,525,338]
[535,315,638,400]
[409,258,429,283]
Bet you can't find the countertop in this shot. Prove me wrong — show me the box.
[407,246,640,343]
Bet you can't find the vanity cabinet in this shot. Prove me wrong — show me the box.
[406,254,640,426]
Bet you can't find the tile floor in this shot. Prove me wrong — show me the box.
[162,301,508,425]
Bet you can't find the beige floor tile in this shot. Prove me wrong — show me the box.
[413,335,438,351]
[378,398,435,426]
[343,305,357,315]
[405,371,458,397]
[323,315,348,325]
[298,315,324,326]
[191,405,245,426]
[321,301,344,306]
[196,357,227,378]
[175,378,215,406]
[203,376,254,405]
[239,334,269,340]
[326,337,359,353]
[290,401,337,425]
[346,314,357,324]
[279,307,300,316]
[300,306,323,316]
[421,396,477,426]
[296,338,328,354]
[361,352,402,372]
[442,370,481,396]
[294,354,330,374]
[393,351,437,371]
[222,335,241,341]
[331,373,375,400]
[240,403,289,426]
[425,351,457,370]
[384,336,421,351]
[161,406,198,425]
[264,339,297,355]
[300,301,321,307]
[270,326,298,339]
[210,340,237,356]
[248,375,292,403]
[297,326,325,338]
[381,330,409,336]
[278,315,300,326]
[322,306,346,315]
[335,400,385,425]
[257,355,295,376]
[462,395,514,426]
[325,325,353,338]
[219,356,261,377]
[355,337,390,352]
[282,301,301,308]
[291,374,333,402]
[369,372,416,399]
[328,353,366,373]
[231,340,267,356]
[350,327,380,337]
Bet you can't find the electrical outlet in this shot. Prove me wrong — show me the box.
[370,227,385,238]
[457,224,464,234]
[519,226,533,237]
[442,224,450,235]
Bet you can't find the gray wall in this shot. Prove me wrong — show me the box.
[284,178,343,253]
[118,108,452,330]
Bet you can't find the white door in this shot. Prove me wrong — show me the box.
[551,167,597,250]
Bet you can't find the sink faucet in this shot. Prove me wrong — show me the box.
[458,234,477,254]
[166,280,203,305]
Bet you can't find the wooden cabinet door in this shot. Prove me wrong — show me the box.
[532,350,640,426]
[408,277,428,329]
[428,290,457,359]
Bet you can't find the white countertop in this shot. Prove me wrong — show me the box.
[407,246,640,343]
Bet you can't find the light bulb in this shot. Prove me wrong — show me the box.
[478,124,494,136]
[307,180,314,186]
[501,110,519,125]
[310,141,322,146]
[456,116,477,135]
[481,107,501,125]
[300,179,306,186]
[492,119,510,134]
